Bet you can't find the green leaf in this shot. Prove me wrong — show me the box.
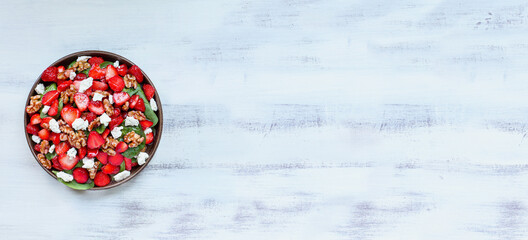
[55,98,63,119]
[99,61,113,69]
[45,152,57,160]
[123,88,139,96]
[120,161,125,172]
[136,85,158,127]
[81,68,90,76]
[40,106,49,118]
[44,83,57,94]
[52,170,94,190]
[68,61,76,69]
[95,124,106,134]
[119,125,146,159]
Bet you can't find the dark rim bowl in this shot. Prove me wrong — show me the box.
[24,50,163,190]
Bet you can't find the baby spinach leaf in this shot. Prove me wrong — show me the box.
[45,152,57,160]
[95,124,106,134]
[81,68,90,76]
[123,88,139,96]
[52,170,94,190]
[136,85,158,127]
[44,83,57,94]
[99,61,113,69]
[40,107,49,118]
[68,61,76,69]
[120,161,125,172]
[55,98,63,119]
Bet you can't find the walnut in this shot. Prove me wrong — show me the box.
[88,161,100,179]
[102,148,116,156]
[58,120,74,135]
[40,140,50,154]
[123,74,138,89]
[88,117,100,131]
[73,61,91,72]
[101,137,119,156]
[68,131,87,149]
[61,85,76,104]
[57,71,67,81]
[124,131,144,148]
[92,90,110,98]
[59,133,68,141]
[103,99,114,116]
[41,122,50,130]
[128,111,146,121]
[37,153,51,169]
[26,95,42,114]
[121,101,129,111]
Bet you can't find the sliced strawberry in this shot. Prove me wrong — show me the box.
[145,132,154,144]
[88,100,105,115]
[142,84,155,101]
[57,66,65,73]
[112,108,121,118]
[87,131,105,149]
[96,151,108,164]
[49,132,60,145]
[78,147,87,159]
[105,65,118,80]
[101,128,110,139]
[87,148,99,158]
[74,93,89,112]
[115,142,128,153]
[124,157,132,171]
[26,123,39,135]
[121,111,128,119]
[94,172,111,187]
[42,90,59,106]
[58,153,78,171]
[89,65,106,80]
[40,117,53,129]
[57,80,73,92]
[91,81,108,91]
[74,73,87,81]
[129,65,143,83]
[51,155,62,170]
[83,112,97,122]
[131,161,139,167]
[117,64,128,76]
[55,142,70,155]
[139,120,153,130]
[72,168,89,184]
[129,95,139,109]
[108,153,124,166]
[61,106,81,125]
[108,116,124,130]
[30,114,41,125]
[88,57,104,66]
[102,164,119,174]
[112,92,129,106]
[73,80,81,91]
[38,128,50,140]
[47,99,59,116]
[108,76,124,92]
[134,98,145,112]
[41,66,58,82]
[85,89,93,97]
[34,144,41,152]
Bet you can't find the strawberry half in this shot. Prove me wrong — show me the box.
[88,100,105,115]
[87,131,105,149]
[55,142,70,155]
[108,76,125,92]
[26,123,39,135]
[49,132,60,145]
[34,144,41,152]
[38,129,50,140]
[83,112,97,122]
[72,168,89,184]
[74,93,89,112]
[61,106,81,125]
[47,99,59,116]
[105,65,118,80]
[129,95,139,109]
[58,153,78,171]
[124,157,132,171]
[51,155,62,170]
[94,172,110,187]
[108,116,124,130]
[108,153,124,166]
[115,142,128,153]
[87,148,99,158]
[89,65,106,80]
[142,84,155,101]
[88,57,104,66]
[129,65,143,83]
[145,132,154,144]
[102,164,119,174]
[117,64,128,76]
[41,66,58,82]
[91,81,108,91]
[112,92,129,106]
[30,114,42,125]
[57,66,65,73]
[139,120,153,130]
[112,108,121,118]
[78,147,87,159]
[96,151,108,164]
[58,81,73,92]
[74,73,87,81]
[134,98,145,112]
[101,128,110,139]
[40,117,53,129]
[42,90,59,106]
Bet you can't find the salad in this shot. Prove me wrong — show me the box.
[25,56,159,190]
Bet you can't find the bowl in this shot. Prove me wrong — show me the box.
[24,50,163,190]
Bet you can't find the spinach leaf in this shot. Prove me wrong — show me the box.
[136,85,158,127]
[81,68,90,76]
[68,61,76,69]
[55,98,63,119]
[44,83,57,94]
[95,124,106,134]
[45,152,57,160]
[99,61,113,69]
[123,88,139,96]
[52,170,94,190]
[120,161,125,172]
[119,125,146,159]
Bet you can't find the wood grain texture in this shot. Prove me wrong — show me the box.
[2,0,528,239]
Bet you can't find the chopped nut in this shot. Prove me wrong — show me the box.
[102,148,116,156]
[92,90,110,98]
[128,111,147,121]
[123,74,138,89]
[88,161,100,179]
[68,131,87,149]
[59,133,68,141]
[40,140,50,154]
[124,131,144,148]
[121,101,129,111]
[72,61,91,72]
[41,122,50,130]
[88,117,100,131]
[26,95,42,114]
[103,99,114,116]
[58,120,74,135]
[101,136,119,156]
[61,85,76,104]
[37,153,51,169]
[57,71,67,81]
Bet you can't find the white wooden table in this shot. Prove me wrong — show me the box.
[3,0,528,239]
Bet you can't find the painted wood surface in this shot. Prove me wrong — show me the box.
[2,0,528,239]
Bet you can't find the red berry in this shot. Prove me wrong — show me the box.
[58,153,78,170]
[105,65,118,80]
[108,76,125,92]
[112,92,129,106]
[41,66,58,82]
[51,155,62,170]
[87,148,98,158]
[112,108,121,118]
[38,129,50,140]
[88,100,105,115]
[47,99,59,116]
[84,112,97,123]
[89,65,106,80]
[40,117,53,129]
[129,95,139,109]
[115,142,128,153]
[124,157,132,171]
[61,106,81,125]
[129,65,143,83]
[145,132,154,144]
[108,153,124,166]
[87,131,105,149]
[58,81,73,92]
[96,151,108,164]
[34,144,41,152]
[88,57,104,66]
[42,90,60,106]
[49,132,60,145]
[101,128,110,139]
[55,142,70,155]
[72,168,89,184]
[26,123,39,135]
[91,81,108,91]
[74,73,87,81]
[142,84,155,101]
[117,64,128,76]
[94,172,111,187]
[74,93,89,112]
[131,162,138,167]
[108,116,124,130]
[139,120,153,130]
[57,66,65,73]
[102,164,119,174]
[134,98,145,112]
[78,147,87,159]
[30,114,42,125]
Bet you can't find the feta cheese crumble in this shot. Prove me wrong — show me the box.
[49,118,61,133]
[42,105,50,114]
[69,71,76,80]
[124,116,139,126]
[144,128,152,134]
[99,113,111,126]
[72,118,89,131]
[111,126,123,138]
[49,144,55,153]
[57,171,74,182]
[92,92,104,102]
[150,98,158,111]
[109,94,114,104]
[113,60,119,68]
[67,148,77,158]
[78,77,93,93]
[31,135,41,144]
[113,170,130,182]
[82,158,95,169]
[137,152,149,165]
[35,84,45,95]
[76,56,91,62]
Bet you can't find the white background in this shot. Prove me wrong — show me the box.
[3,0,528,239]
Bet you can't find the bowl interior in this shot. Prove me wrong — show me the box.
[24,50,163,190]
